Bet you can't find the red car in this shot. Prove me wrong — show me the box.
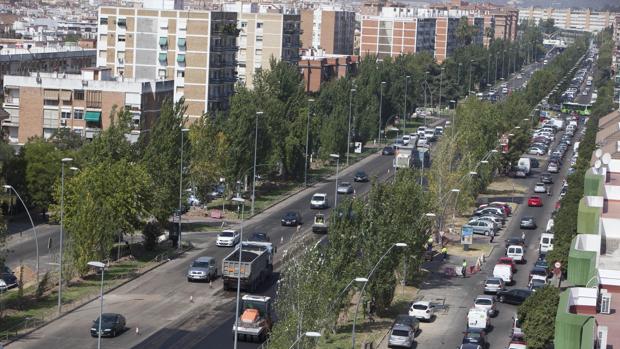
[498,257,517,272]
[527,196,543,207]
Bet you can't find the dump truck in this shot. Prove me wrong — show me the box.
[312,213,328,234]
[394,145,414,169]
[233,295,274,342]
[222,242,273,292]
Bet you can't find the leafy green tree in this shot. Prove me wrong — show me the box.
[22,137,62,211]
[49,128,84,151]
[79,107,135,165]
[456,16,476,45]
[518,286,560,349]
[188,115,229,201]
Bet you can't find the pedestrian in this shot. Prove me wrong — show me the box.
[462,259,467,278]
[547,186,551,196]
[490,232,495,243]
[521,232,526,241]
[441,246,448,260]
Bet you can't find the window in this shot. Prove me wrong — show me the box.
[118,35,126,42]
[256,36,263,43]
[99,34,107,43]
[176,70,185,78]
[44,99,59,106]
[117,51,125,63]
[100,17,108,25]
[74,90,84,100]
[255,48,262,56]
[158,69,167,79]
[256,22,263,29]
[73,109,84,120]
[240,21,247,28]
[117,18,126,27]
[61,110,71,119]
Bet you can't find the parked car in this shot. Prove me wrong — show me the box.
[382,146,395,155]
[527,146,545,156]
[0,265,17,290]
[473,206,505,218]
[529,266,549,283]
[541,173,553,184]
[519,216,537,229]
[387,315,419,348]
[187,256,218,282]
[470,216,502,229]
[483,277,505,294]
[337,182,354,194]
[497,288,532,305]
[527,196,543,207]
[534,182,547,193]
[462,327,487,347]
[90,313,126,338]
[408,301,435,321]
[474,295,497,316]
[281,211,302,226]
[216,229,240,247]
[548,161,560,173]
[310,193,329,209]
[353,171,369,182]
[208,184,225,199]
[529,158,540,168]
[462,221,496,236]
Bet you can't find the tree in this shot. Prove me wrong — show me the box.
[138,98,186,224]
[22,137,62,211]
[518,286,560,349]
[79,107,135,165]
[189,115,229,201]
[49,128,84,151]
[54,160,153,275]
[456,17,476,46]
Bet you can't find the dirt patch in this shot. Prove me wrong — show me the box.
[482,176,528,196]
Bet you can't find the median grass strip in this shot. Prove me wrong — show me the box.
[0,244,178,340]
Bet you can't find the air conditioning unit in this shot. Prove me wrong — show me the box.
[600,289,612,314]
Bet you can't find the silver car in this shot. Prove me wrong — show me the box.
[187,256,217,282]
[463,220,496,236]
[484,277,505,294]
[388,316,419,348]
[337,182,354,194]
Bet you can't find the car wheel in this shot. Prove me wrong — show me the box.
[484,230,490,236]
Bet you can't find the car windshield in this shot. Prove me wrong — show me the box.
[340,182,351,187]
[220,232,234,237]
[95,314,117,324]
[532,268,546,275]
[312,195,324,201]
[476,298,492,305]
[250,234,267,241]
[392,330,410,337]
[466,332,482,339]
[412,304,428,310]
[191,261,210,268]
[284,212,296,218]
[486,279,500,285]
[356,172,366,177]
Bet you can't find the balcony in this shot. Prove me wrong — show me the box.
[3,97,19,106]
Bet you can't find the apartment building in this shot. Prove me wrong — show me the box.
[519,7,617,33]
[299,50,358,92]
[360,7,483,63]
[1,67,173,145]
[300,7,355,55]
[222,3,300,89]
[97,6,237,118]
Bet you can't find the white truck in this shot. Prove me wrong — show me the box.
[467,308,489,330]
[517,157,531,176]
[394,145,414,169]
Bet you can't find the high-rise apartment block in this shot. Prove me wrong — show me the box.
[2,67,173,145]
[519,7,616,33]
[300,7,356,55]
[222,2,300,89]
[360,8,483,63]
[97,6,237,118]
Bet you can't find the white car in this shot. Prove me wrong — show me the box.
[534,182,547,193]
[216,229,240,247]
[310,193,328,209]
[528,147,545,156]
[474,295,497,316]
[408,301,434,321]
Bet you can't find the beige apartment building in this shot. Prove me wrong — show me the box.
[97,7,237,118]
[2,67,173,145]
[300,7,356,55]
[519,7,616,33]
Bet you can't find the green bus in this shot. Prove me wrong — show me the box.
[561,102,591,116]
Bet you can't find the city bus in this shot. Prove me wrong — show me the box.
[561,102,591,116]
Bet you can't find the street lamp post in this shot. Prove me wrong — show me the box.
[352,243,407,349]
[288,331,322,349]
[232,196,245,349]
[3,185,39,283]
[346,88,356,167]
[251,111,263,216]
[58,157,73,315]
[404,75,410,131]
[88,261,106,349]
[178,128,189,249]
[378,81,386,144]
[330,154,340,208]
[304,100,314,187]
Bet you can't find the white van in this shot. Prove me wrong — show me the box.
[493,264,513,285]
[467,308,489,330]
[506,245,525,264]
[540,233,554,253]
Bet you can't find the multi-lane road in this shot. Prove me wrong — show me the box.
[5,56,552,349]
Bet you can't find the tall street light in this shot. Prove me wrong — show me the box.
[288,331,321,349]
[352,243,407,349]
[177,128,189,249]
[404,75,410,132]
[330,154,340,208]
[3,185,39,283]
[346,88,356,167]
[251,111,263,216]
[438,68,444,116]
[58,157,73,315]
[232,196,245,349]
[304,99,314,187]
[378,81,386,144]
[88,261,106,349]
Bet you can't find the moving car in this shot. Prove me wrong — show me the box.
[248,232,270,242]
[497,288,532,305]
[497,257,517,272]
[493,263,513,285]
[506,245,526,264]
[281,211,302,226]
[541,173,553,184]
[505,237,526,250]
[387,315,419,348]
[548,161,560,173]
[90,313,126,338]
[337,182,354,194]
[382,146,395,155]
[534,182,547,193]
[310,193,329,209]
[187,256,218,282]
[529,266,549,283]
[462,327,487,347]
[473,295,497,316]
[0,265,17,290]
[483,277,505,294]
[216,229,240,247]
[519,216,537,229]
[353,171,369,182]
[408,301,434,321]
[527,196,543,207]
[529,278,547,291]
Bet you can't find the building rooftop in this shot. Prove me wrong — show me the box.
[599,238,620,270]
[0,45,94,56]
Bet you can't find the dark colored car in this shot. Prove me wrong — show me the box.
[90,313,126,337]
[281,211,302,226]
[462,327,487,347]
[497,288,532,305]
[208,184,225,199]
[519,216,537,229]
[529,266,549,280]
[0,265,17,290]
[248,232,270,242]
[541,173,553,184]
[354,171,369,182]
[535,259,549,269]
[529,158,540,168]
[382,146,395,155]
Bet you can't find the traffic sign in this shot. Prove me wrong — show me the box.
[554,261,562,269]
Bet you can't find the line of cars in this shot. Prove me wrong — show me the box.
[462,202,512,237]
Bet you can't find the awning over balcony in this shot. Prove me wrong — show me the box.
[159,53,167,62]
[84,111,101,122]
[177,54,185,63]
[178,38,186,47]
[159,37,168,46]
